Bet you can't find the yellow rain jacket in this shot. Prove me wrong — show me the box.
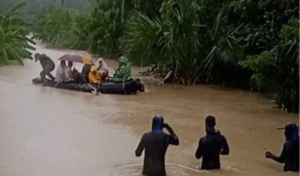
[89,66,101,84]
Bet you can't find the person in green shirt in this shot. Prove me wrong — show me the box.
[113,56,132,83]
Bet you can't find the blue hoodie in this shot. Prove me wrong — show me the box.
[152,116,164,134]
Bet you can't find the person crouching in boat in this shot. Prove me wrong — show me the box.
[113,56,132,83]
[89,66,101,87]
[96,58,109,81]
[62,61,83,84]
[72,68,83,84]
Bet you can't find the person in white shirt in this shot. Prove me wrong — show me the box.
[64,61,74,82]
[96,58,109,80]
[55,60,66,83]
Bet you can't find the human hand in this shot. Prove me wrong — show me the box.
[163,123,170,128]
[265,151,273,159]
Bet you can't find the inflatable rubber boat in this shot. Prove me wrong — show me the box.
[32,78,145,95]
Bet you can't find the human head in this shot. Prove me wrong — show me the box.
[60,60,66,67]
[283,123,299,141]
[68,61,73,67]
[119,56,128,66]
[98,58,103,66]
[152,115,164,134]
[205,115,216,130]
[34,53,41,62]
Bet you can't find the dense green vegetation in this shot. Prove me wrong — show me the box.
[241,19,299,112]
[0,0,96,16]
[32,4,90,49]
[0,3,35,65]
[0,0,299,112]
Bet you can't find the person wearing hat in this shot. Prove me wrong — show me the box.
[265,123,299,172]
[195,115,230,170]
[34,53,55,82]
[135,116,179,176]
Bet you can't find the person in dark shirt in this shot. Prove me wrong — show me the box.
[34,53,55,82]
[135,116,179,176]
[265,123,299,172]
[195,115,230,170]
[81,64,92,83]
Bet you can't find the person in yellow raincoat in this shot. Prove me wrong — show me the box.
[89,66,101,85]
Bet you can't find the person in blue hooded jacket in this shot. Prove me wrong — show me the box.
[265,123,299,172]
[135,116,179,176]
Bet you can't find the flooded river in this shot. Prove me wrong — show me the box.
[0,43,298,176]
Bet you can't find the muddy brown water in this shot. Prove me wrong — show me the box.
[0,42,298,176]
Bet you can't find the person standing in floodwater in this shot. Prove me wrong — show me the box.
[34,53,55,82]
[195,115,230,170]
[135,116,179,176]
[265,123,299,172]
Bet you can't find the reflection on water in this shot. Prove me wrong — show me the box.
[0,42,298,176]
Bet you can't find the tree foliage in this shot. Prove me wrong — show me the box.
[31,0,299,112]
[241,19,299,112]
[32,4,90,49]
[0,2,35,65]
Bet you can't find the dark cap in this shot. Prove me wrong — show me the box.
[277,123,299,130]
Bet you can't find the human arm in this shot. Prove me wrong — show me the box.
[114,66,126,78]
[89,73,100,84]
[135,134,146,157]
[220,135,230,155]
[195,139,203,159]
[265,143,287,163]
[164,123,179,145]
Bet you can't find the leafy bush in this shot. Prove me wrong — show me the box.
[87,0,164,56]
[122,0,244,85]
[0,3,35,65]
[241,19,299,112]
[33,4,89,49]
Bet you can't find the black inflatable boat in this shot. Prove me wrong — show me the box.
[32,78,145,95]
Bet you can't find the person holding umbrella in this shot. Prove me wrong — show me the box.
[59,54,94,83]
